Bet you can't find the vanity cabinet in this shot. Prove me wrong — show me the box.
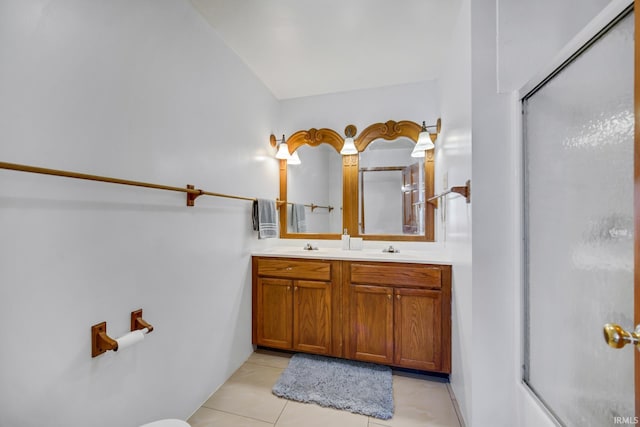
[252,256,451,373]
[344,262,451,373]
[252,257,342,356]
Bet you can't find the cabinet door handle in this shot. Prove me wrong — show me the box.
[387,294,392,299]
[287,286,291,291]
[294,286,298,291]
[397,294,401,300]
[285,267,293,271]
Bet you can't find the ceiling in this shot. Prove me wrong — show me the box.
[190,0,461,100]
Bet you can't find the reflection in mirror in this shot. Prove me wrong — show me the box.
[359,137,425,235]
[287,144,343,234]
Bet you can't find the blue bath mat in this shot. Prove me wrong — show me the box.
[272,353,394,420]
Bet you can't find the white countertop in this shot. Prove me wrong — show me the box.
[252,246,452,265]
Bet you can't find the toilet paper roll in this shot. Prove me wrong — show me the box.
[115,329,145,351]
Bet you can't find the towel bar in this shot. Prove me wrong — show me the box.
[427,180,471,204]
[0,161,276,208]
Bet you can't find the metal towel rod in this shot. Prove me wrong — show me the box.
[427,180,471,204]
[303,203,334,212]
[0,160,283,207]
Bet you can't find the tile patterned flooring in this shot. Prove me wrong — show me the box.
[188,350,463,427]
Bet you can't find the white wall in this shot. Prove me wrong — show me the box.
[435,0,472,424]
[470,0,518,425]
[497,0,613,91]
[278,81,439,139]
[0,1,279,427]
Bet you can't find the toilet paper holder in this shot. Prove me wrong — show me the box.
[91,309,154,358]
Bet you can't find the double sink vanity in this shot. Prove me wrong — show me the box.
[253,118,453,374]
[251,246,452,374]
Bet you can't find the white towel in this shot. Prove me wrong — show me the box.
[252,199,278,239]
[291,204,307,233]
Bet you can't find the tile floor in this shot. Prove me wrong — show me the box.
[188,350,463,427]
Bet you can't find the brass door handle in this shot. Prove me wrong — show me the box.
[603,323,640,349]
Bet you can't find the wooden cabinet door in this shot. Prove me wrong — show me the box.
[349,284,394,364]
[256,277,292,349]
[293,280,332,355]
[394,288,442,371]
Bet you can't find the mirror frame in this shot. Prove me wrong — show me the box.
[276,119,436,241]
[348,120,435,241]
[278,128,344,239]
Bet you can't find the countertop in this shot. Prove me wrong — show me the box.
[251,246,452,265]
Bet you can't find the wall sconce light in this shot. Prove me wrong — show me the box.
[275,134,291,160]
[340,125,358,155]
[270,134,301,165]
[411,119,441,158]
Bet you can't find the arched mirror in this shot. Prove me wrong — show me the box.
[343,120,436,241]
[277,128,344,239]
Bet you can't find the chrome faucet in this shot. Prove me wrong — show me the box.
[303,243,318,251]
[383,245,399,253]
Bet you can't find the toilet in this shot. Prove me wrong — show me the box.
[140,420,190,427]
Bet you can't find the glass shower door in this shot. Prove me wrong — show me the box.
[523,8,635,426]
